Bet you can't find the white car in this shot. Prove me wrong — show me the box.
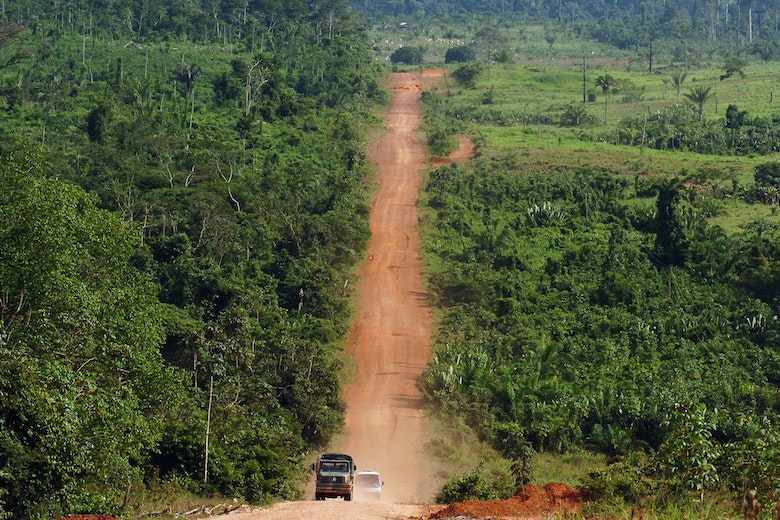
[355,470,383,500]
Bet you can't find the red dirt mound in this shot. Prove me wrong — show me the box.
[429,482,589,519]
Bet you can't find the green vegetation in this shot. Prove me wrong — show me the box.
[420,163,780,513]
[4,0,780,517]
[0,2,384,518]
[398,9,780,517]
[391,45,425,65]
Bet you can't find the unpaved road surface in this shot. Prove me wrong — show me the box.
[208,72,457,520]
[213,501,442,520]
[332,70,436,504]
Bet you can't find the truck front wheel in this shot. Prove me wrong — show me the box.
[345,492,352,501]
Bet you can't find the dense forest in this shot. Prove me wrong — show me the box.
[3,0,780,517]
[419,162,780,504]
[0,1,384,518]
[352,0,780,33]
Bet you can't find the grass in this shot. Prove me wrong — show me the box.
[422,409,510,482]
[710,200,780,233]
[533,450,608,488]
[468,60,780,122]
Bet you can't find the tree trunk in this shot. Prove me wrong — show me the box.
[204,374,213,484]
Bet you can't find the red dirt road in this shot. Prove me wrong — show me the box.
[212,72,444,519]
[329,71,435,504]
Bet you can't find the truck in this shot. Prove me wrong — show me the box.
[312,453,357,501]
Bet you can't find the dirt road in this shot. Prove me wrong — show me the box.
[330,70,436,504]
[210,72,442,519]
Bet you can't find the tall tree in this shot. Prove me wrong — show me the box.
[473,23,508,64]
[0,152,183,518]
[595,74,617,123]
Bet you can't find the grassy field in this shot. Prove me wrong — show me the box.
[451,58,780,230]
[369,20,780,232]
[462,60,780,125]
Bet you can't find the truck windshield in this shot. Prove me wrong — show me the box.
[321,461,349,472]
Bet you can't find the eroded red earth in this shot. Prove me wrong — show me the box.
[429,482,589,519]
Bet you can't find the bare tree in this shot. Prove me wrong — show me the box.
[245,55,270,116]
[217,163,241,212]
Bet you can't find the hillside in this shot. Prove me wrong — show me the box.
[3,0,780,518]
[0,1,387,517]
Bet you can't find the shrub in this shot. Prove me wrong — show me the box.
[582,454,660,504]
[755,162,780,188]
[390,46,424,65]
[435,465,514,503]
[445,45,476,63]
[451,63,484,88]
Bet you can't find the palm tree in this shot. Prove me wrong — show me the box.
[595,74,617,123]
[671,72,687,97]
[683,85,714,121]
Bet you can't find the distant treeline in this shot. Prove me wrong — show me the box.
[350,0,780,58]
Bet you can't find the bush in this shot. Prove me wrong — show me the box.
[445,45,476,63]
[560,101,596,126]
[582,454,660,504]
[435,465,514,503]
[493,49,512,63]
[451,63,484,88]
[755,162,780,188]
[390,46,424,65]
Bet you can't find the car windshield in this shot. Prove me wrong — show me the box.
[357,473,380,487]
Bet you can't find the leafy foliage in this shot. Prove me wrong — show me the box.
[435,464,515,503]
[420,162,780,506]
[445,45,476,63]
[0,0,383,516]
[391,45,425,65]
[451,63,484,88]
[0,152,184,518]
